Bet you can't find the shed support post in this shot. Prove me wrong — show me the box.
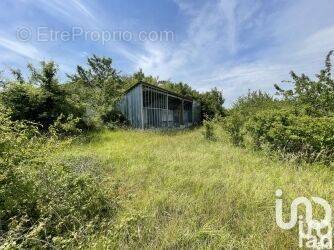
[181,99,184,126]
[140,85,144,129]
[166,94,169,127]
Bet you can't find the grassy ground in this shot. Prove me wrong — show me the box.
[60,127,334,249]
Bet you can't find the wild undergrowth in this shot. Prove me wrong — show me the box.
[59,127,334,249]
[0,105,120,249]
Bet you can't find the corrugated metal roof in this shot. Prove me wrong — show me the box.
[123,81,194,101]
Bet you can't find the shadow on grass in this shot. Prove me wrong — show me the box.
[72,129,110,145]
[153,125,202,136]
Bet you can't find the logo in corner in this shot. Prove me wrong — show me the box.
[275,189,332,249]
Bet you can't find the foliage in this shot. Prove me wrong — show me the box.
[246,109,334,163]
[48,114,82,137]
[123,68,159,86]
[67,55,128,129]
[224,90,281,147]
[1,62,76,130]
[202,118,216,141]
[0,104,119,248]
[159,80,200,99]
[159,81,226,119]
[0,82,43,123]
[232,90,280,113]
[224,51,334,163]
[0,104,40,238]
[274,50,334,116]
[198,88,226,119]
[224,112,245,146]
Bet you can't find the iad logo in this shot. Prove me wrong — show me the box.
[275,189,332,249]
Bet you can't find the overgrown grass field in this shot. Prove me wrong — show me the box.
[58,127,334,249]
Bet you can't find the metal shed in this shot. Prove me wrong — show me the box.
[118,82,201,129]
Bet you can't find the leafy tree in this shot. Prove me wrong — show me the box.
[159,81,225,119]
[10,68,25,84]
[132,68,145,82]
[232,90,283,115]
[29,61,70,127]
[1,82,41,122]
[122,68,159,87]
[67,55,126,128]
[224,90,280,146]
[1,61,73,129]
[69,55,119,88]
[274,50,334,116]
[199,88,226,119]
[159,81,200,99]
[0,70,3,85]
[224,50,334,162]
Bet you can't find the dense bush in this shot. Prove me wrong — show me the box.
[1,62,76,130]
[247,109,334,163]
[0,105,120,248]
[0,83,42,123]
[274,50,334,116]
[224,112,245,146]
[1,57,129,132]
[0,104,40,237]
[224,51,334,164]
[66,55,130,130]
[48,114,82,137]
[224,91,282,146]
[203,118,216,141]
[198,88,226,119]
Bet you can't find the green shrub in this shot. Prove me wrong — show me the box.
[203,119,216,141]
[66,55,126,130]
[275,50,334,116]
[224,91,283,146]
[1,62,78,130]
[0,82,43,123]
[223,88,334,163]
[246,109,334,163]
[49,114,82,137]
[232,90,279,113]
[0,104,120,248]
[224,112,245,146]
[0,104,40,234]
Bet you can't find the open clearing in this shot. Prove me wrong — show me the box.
[61,128,334,248]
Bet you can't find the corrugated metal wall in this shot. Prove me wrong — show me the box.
[192,101,201,124]
[118,84,143,128]
[118,83,201,129]
[183,100,192,127]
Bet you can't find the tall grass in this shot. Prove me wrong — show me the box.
[59,127,334,248]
